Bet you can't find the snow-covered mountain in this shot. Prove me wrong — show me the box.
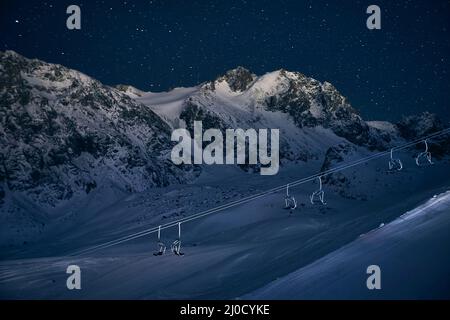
[1,52,447,247]
[2,52,446,208]
[131,67,392,150]
[126,66,447,173]
[0,51,195,216]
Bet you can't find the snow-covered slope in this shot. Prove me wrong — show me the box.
[1,166,449,299]
[130,86,198,128]
[245,191,450,299]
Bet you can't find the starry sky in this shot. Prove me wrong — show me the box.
[1,0,449,122]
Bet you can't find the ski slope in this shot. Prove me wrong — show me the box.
[0,157,449,299]
[245,191,450,299]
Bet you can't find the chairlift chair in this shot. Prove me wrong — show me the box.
[283,183,297,210]
[388,148,403,171]
[153,225,166,256]
[171,222,184,256]
[310,176,326,205]
[415,139,433,166]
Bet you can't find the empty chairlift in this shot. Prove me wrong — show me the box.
[153,225,166,256]
[415,139,433,166]
[171,222,184,256]
[284,183,297,210]
[310,176,326,205]
[388,148,403,171]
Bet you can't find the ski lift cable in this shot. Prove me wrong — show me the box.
[71,128,450,256]
[71,127,450,256]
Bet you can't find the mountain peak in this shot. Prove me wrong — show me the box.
[216,66,256,92]
[225,66,252,75]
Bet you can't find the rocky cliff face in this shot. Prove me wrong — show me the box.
[176,68,393,151]
[0,51,193,209]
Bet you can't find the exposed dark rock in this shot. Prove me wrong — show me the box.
[0,51,195,208]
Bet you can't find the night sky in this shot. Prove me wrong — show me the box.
[1,0,449,122]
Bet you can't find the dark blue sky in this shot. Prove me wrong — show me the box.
[1,0,449,122]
